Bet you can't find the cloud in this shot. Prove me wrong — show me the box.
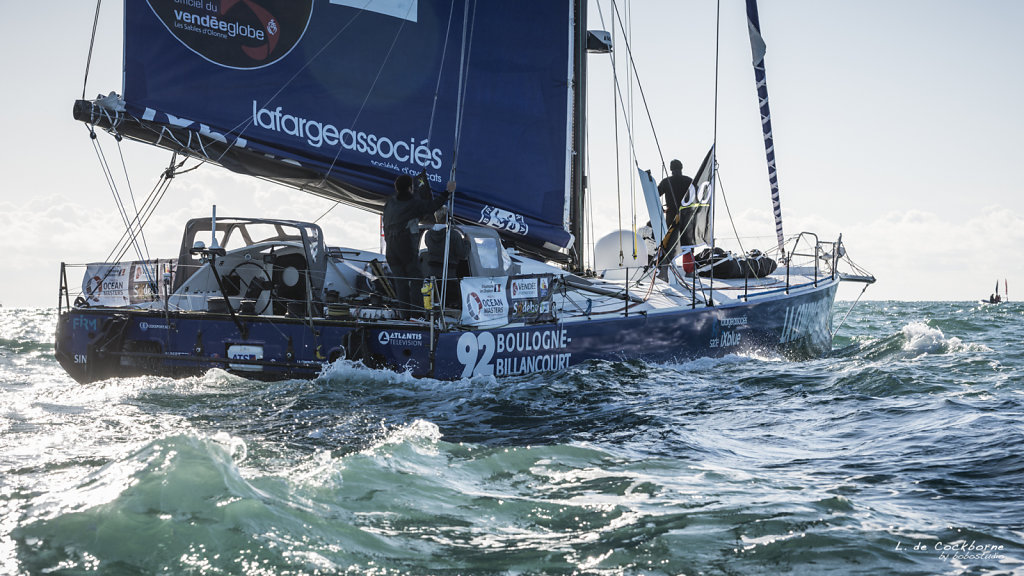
[810,207,1023,300]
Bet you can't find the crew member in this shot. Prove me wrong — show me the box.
[383,174,449,318]
[657,159,694,265]
[657,159,694,229]
[422,206,469,308]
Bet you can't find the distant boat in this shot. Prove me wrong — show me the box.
[982,279,1008,304]
[55,0,875,383]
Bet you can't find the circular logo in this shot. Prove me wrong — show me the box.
[85,275,103,302]
[378,331,391,345]
[465,292,483,321]
[147,0,314,69]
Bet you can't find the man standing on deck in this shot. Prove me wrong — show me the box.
[383,174,449,319]
[657,159,695,272]
[658,159,694,231]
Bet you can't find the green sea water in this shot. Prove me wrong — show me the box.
[2,302,1022,575]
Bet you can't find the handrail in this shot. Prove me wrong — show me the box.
[744,277,836,299]
[787,231,821,291]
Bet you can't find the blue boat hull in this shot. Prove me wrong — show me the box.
[55,280,838,383]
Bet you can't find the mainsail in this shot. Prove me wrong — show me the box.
[745,0,785,257]
[78,0,576,252]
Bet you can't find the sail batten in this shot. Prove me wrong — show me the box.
[103,0,577,252]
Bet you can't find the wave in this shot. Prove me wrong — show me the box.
[7,304,1024,575]
[12,429,676,574]
[900,321,963,354]
[18,424,1015,576]
[835,320,990,363]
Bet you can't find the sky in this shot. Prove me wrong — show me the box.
[1,0,1022,307]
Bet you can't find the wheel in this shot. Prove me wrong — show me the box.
[225,262,272,315]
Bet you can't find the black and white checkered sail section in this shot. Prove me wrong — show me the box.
[746,0,785,257]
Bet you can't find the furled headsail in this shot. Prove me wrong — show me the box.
[74,0,576,253]
[745,0,785,257]
[678,146,715,249]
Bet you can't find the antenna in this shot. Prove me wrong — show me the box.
[210,205,219,250]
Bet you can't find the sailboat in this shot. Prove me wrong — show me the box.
[55,0,874,383]
[982,279,1008,304]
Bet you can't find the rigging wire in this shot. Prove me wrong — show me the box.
[312,1,457,227]
[209,9,373,168]
[81,143,183,303]
[625,0,638,261]
[311,10,413,222]
[601,1,669,175]
[440,0,478,311]
[91,135,148,267]
[608,1,624,264]
[707,0,722,301]
[82,0,103,100]
[597,0,674,268]
[427,0,459,147]
[77,0,152,274]
[318,10,416,190]
[94,150,185,269]
[832,283,869,339]
[715,172,761,278]
[449,0,477,183]
[584,70,596,273]
[116,140,154,265]
[313,203,339,225]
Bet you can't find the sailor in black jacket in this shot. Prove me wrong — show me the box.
[382,174,449,318]
[657,159,693,230]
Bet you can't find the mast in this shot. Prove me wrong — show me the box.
[570,0,588,273]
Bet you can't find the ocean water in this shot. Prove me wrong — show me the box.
[1,302,1022,575]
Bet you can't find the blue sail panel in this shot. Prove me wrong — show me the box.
[122,0,574,250]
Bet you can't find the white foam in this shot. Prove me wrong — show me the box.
[317,358,419,385]
[900,321,961,354]
[209,431,247,464]
[370,419,443,450]
[666,351,777,372]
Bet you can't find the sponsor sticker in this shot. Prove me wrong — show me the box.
[479,206,529,235]
[457,328,573,378]
[377,330,424,347]
[83,263,131,306]
[510,278,539,299]
[147,0,314,69]
[460,278,508,327]
[227,344,263,371]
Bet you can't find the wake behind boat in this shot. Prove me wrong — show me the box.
[56,0,874,383]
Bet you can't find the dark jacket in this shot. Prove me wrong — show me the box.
[657,171,693,226]
[382,191,449,276]
[383,193,448,243]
